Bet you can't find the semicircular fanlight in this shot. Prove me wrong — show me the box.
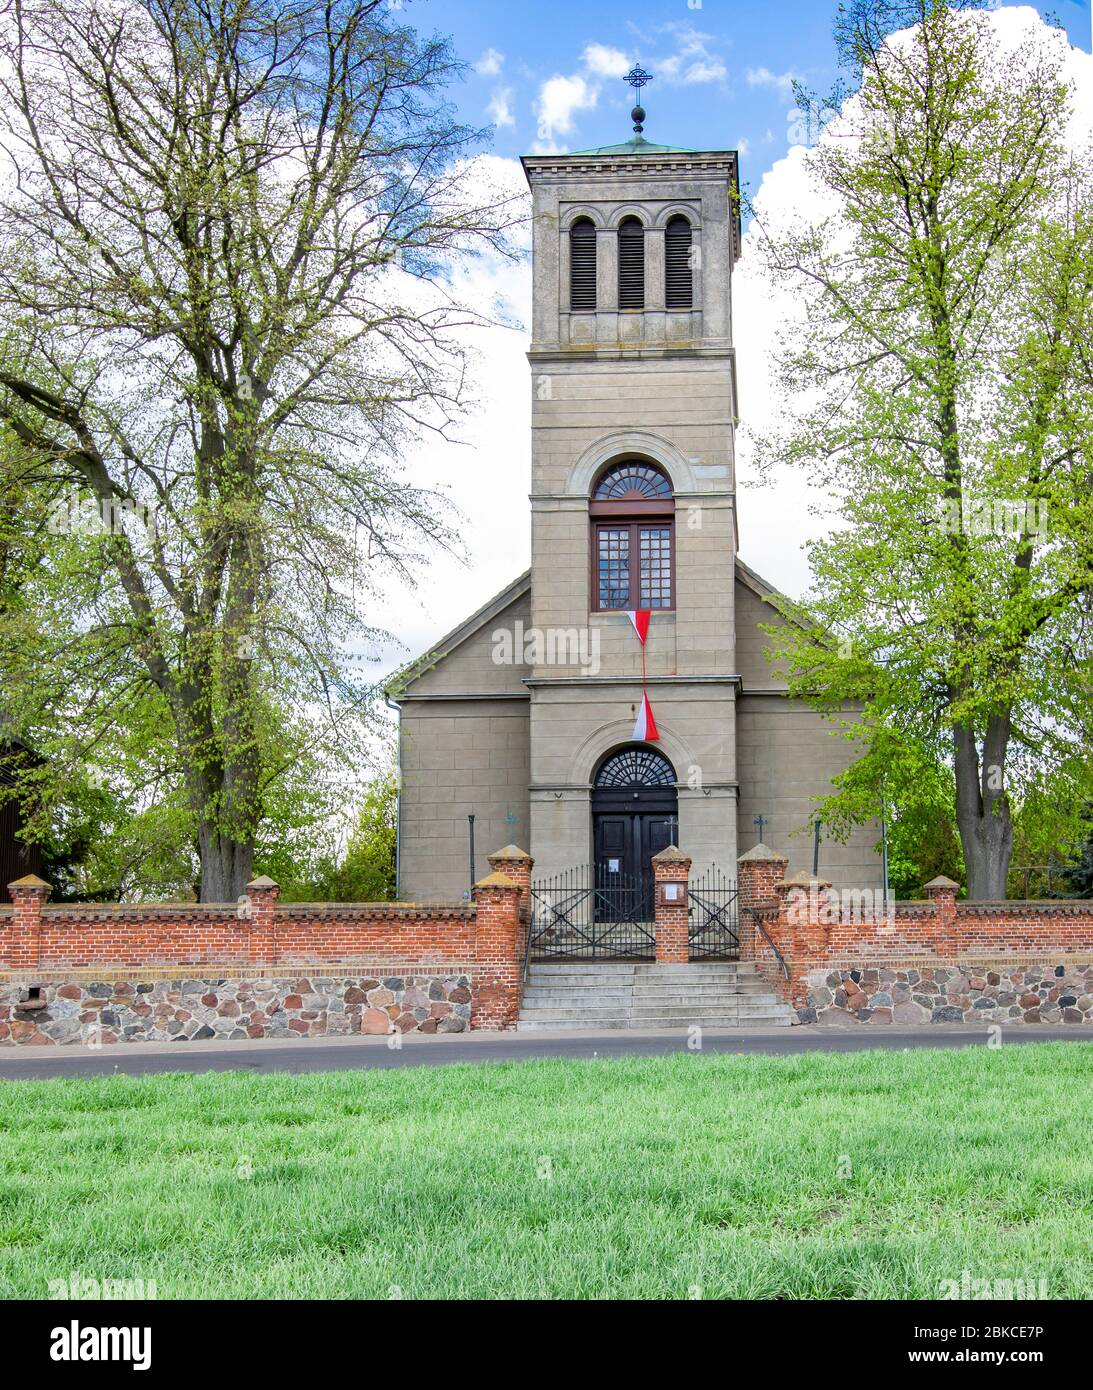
[595,747,676,788]
[593,462,672,500]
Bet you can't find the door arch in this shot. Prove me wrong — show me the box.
[591,747,678,913]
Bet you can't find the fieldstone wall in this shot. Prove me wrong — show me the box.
[803,961,1093,1027]
[0,970,473,1046]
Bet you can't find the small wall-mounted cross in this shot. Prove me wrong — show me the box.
[753,814,768,839]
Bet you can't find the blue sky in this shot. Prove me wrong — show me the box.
[409,0,1091,196]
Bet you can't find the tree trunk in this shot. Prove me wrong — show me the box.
[953,722,1013,900]
[197,825,254,903]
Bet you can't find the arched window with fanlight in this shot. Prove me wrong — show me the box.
[590,461,674,612]
[569,218,597,311]
[665,215,693,309]
[618,217,645,309]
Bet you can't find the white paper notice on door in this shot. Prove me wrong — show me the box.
[607,859,620,873]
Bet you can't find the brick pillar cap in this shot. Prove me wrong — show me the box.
[738,842,788,863]
[246,874,279,890]
[651,845,691,866]
[780,869,832,890]
[923,875,960,891]
[488,845,533,862]
[8,873,50,890]
[475,870,518,890]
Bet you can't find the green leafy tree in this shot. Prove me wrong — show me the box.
[753,0,1093,898]
[269,768,397,902]
[0,0,521,899]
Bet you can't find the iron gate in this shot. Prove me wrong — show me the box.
[688,866,739,960]
[529,865,656,961]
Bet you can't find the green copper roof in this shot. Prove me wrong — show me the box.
[566,135,698,156]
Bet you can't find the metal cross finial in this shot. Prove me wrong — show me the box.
[753,814,768,839]
[625,65,652,135]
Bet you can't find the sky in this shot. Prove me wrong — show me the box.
[370,0,1093,680]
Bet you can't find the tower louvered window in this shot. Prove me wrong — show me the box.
[618,217,645,309]
[569,219,597,310]
[665,216,693,309]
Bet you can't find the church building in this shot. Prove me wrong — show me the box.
[390,98,881,907]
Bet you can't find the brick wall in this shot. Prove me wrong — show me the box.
[0,850,533,1045]
[737,850,1093,1026]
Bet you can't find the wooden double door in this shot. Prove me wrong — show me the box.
[592,804,677,920]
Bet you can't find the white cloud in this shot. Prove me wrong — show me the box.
[474,48,504,77]
[583,43,631,79]
[652,25,727,87]
[746,66,799,99]
[487,87,515,128]
[736,136,750,157]
[682,59,727,84]
[534,72,598,149]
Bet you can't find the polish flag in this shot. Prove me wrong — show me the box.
[631,692,660,742]
[627,610,651,644]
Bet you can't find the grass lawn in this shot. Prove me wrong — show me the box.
[1,1042,1091,1300]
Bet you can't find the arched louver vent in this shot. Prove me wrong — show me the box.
[665,216,693,309]
[595,748,676,789]
[618,218,645,310]
[570,219,597,311]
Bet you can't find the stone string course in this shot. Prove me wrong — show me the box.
[0,971,473,1047]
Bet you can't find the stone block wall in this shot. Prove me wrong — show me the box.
[0,971,474,1047]
[0,849,532,1045]
[802,961,1093,1028]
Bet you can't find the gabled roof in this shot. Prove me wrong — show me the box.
[388,570,531,697]
[391,558,791,697]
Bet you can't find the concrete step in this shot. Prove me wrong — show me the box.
[516,1014,793,1033]
[522,967,745,978]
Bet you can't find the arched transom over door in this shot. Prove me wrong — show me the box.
[591,747,678,908]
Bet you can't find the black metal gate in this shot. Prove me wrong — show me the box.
[688,866,739,960]
[529,865,656,961]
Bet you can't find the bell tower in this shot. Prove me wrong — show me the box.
[521,83,744,882]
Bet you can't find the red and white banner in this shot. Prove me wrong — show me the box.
[627,609,651,645]
[631,691,660,742]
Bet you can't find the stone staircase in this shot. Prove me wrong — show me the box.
[517,961,794,1032]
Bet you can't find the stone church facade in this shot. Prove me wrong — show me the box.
[390,131,881,902]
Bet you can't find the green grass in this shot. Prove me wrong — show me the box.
[1,1043,1091,1299]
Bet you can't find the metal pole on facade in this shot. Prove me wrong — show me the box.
[880,789,890,907]
[812,818,821,876]
[468,814,476,897]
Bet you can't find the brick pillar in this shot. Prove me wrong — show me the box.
[924,875,959,958]
[488,845,534,975]
[7,874,50,969]
[652,846,692,964]
[776,870,833,1010]
[244,875,279,965]
[471,870,522,1030]
[737,844,789,961]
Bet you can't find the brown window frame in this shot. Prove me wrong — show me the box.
[590,496,675,613]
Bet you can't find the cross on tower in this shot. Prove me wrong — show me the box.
[625,65,653,134]
[753,814,768,839]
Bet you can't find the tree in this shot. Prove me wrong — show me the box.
[752,0,1093,897]
[268,767,397,901]
[0,0,521,899]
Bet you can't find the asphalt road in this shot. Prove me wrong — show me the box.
[0,1024,1089,1080]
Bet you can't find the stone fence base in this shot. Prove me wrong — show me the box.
[0,967,475,1047]
[803,960,1093,1027]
